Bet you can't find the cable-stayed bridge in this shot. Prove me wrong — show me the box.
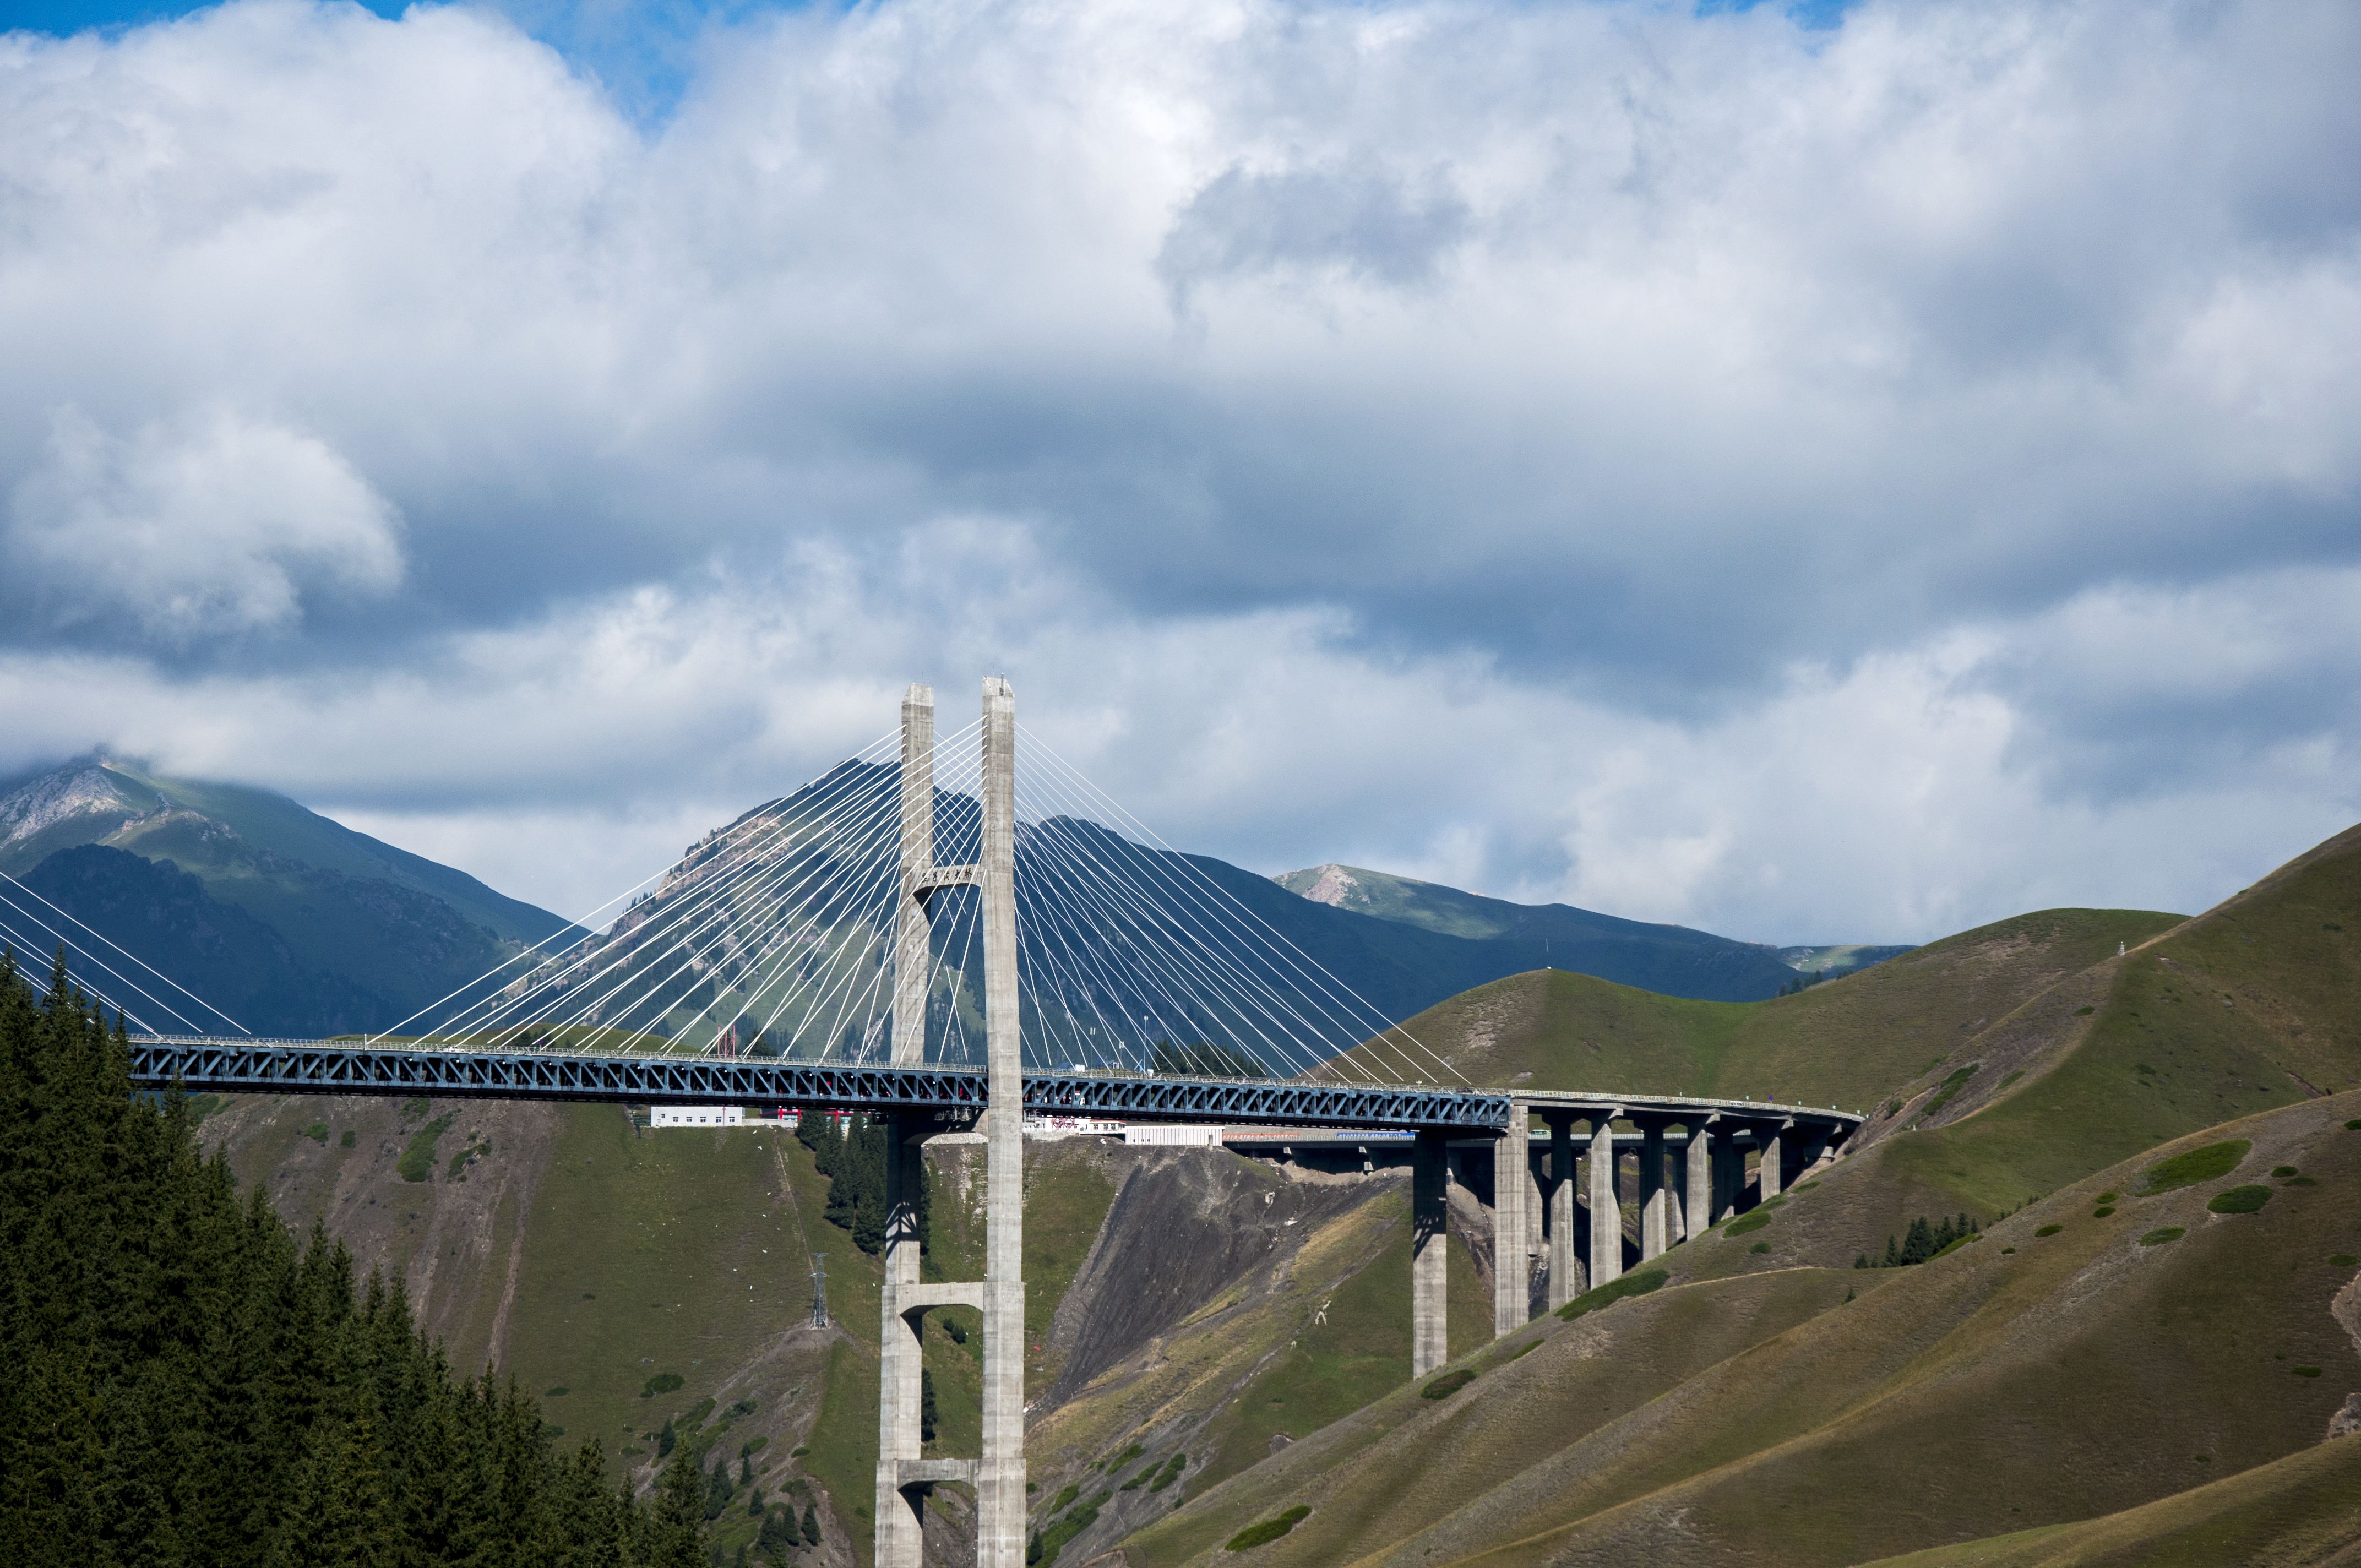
[4,677,1857,1568]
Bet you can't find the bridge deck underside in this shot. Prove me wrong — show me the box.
[123,1038,1859,1136]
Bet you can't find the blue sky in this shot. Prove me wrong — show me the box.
[0,0,2355,940]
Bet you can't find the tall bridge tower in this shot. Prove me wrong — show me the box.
[877,678,1025,1568]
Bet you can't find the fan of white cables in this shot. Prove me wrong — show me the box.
[372,723,1460,1087]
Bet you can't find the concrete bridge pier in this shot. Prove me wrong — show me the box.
[1588,1113,1623,1288]
[1492,1103,1536,1336]
[1542,1113,1581,1309]
[1711,1133,1747,1223]
[1637,1120,1669,1261]
[1756,1118,1793,1204]
[1412,1130,1450,1376]
[1685,1117,1716,1239]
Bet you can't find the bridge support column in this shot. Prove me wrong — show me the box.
[1413,1129,1449,1376]
[1492,1104,1533,1336]
[1544,1114,1579,1309]
[1758,1123,1786,1205]
[875,1114,930,1568]
[1638,1121,1668,1262]
[1685,1119,1714,1240]
[1712,1135,1746,1221]
[1588,1114,1622,1288]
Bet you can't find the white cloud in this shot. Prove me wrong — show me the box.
[6,406,404,639]
[0,0,2356,943]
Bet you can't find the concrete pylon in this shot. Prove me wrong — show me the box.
[875,679,1026,1568]
[1588,1115,1622,1288]
[1491,1104,1532,1336]
[1545,1115,1579,1309]
[1638,1122,1668,1261]
[977,678,1026,1568]
[893,684,935,1066]
[1412,1130,1449,1376]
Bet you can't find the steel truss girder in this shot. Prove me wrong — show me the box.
[124,1037,1514,1132]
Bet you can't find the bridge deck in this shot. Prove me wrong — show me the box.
[126,1036,1862,1136]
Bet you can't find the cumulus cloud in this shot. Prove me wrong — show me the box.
[6,406,404,640]
[0,0,2355,941]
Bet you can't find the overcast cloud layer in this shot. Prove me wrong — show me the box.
[2,0,2357,942]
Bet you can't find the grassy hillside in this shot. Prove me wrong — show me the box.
[1369,906,2185,1113]
[1127,1094,2361,1568]
[1859,1434,2361,1566]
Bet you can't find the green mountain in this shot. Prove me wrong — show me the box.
[1275,862,1907,1001]
[0,757,578,1036]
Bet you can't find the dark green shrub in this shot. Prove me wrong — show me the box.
[546,1385,569,1397]
[1930,1233,1979,1259]
[1421,1369,1477,1399]
[2139,1228,2185,1246]
[2074,1005,2095,1015]
[1225,1507,1310,1551]
[643,1371,685,1398]
[2096,1191,2120,1203]
[2207,1185,2272,1215]
[301,1121,329,1144]
[1556,1268,1670,1321]
[1748,1242,1770,1254]
[790,1445,810,1457]
[2141,1140,2250,1194]
[339,1129,356,1147]
[2330,1255,2358,1267]
[1146,1453,1188,1494]
[2001,1246,2015,1254]
[742,1435,768,1456]
[2093,1206,2116,1218]
[2294,1366,2323,1377]
[2272,1166,2299,1178]
[2346,1119,2361,1131]
[2285,1176,2319,1186]
[1725,1211,1771,1237]
[2035,1224,2063,1237]
[1048,1485,1079,1513]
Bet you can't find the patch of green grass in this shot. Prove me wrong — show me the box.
[2139,1227,2185,1246]
[2074,1005,2096,1015]
[2285,1175,2319,1186]
[545,1385,569,1397]
[1923,1064,1980,1119]
[2097,1191,2120,1202]
[395,1113,456,1182]
[2206,1185,2272,1215]
[2346,1120,2361,1131]
[2271,1166,2299,1178]
[1421,1369,1477,1399]
[2330,1255,2357,1268]
[1556,1267,1670,1322]
[2035,1224,2064,1237]
[445,1140,490,1181]
[1225,1506,1310,1551]
[741,1436,766,1457]
[1724,1210,1771,1237]
[1034,1490,1113,1565]
[1749,1242,1771,1254]
[1998,1070,2025,1090]
[1048,1484,1079,1513]
[2293,1366,2323,1377]
[641,1371,684,1398]
[2093,1205,2116,1217]
[790,1446,810,1458]
[1485,1338,1541,1370]
[1101,1442,1145,1472]
[2141,1140,2251,1195]
[339,1129,356,1148]
[302,1121,328,1144]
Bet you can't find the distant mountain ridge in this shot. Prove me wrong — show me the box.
[0,757,579,1036]
[1275,862,1910,1000]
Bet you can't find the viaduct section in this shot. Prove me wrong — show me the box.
[121,677,1862,1568]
